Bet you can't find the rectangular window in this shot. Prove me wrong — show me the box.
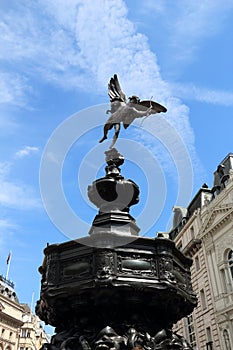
[228,250,233,284]
[220,269,227,293]
[195,255,200,271]
[190,226,194,239]
[206,342,213,350]
[206,328,213,350]
[21,329,27,338]
[187,314,196,348]
[206,327,212,342]
[200,289,207,310]
[177,241,182,251]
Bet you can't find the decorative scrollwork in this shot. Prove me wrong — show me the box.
[94,251,116,280]
[117,254,156,277]
[158,257,175,284]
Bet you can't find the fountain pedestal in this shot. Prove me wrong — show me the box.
[36,149,197,350]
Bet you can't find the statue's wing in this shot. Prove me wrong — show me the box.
[108,74,127,102]
[139,100,167,114]
[122,100,167,129]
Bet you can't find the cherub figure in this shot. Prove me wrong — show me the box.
[99,74,167,149]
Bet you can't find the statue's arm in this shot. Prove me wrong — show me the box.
[128,105,153,117]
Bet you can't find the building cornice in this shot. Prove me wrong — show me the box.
[0,294,24,312]
[0,336,16,346]
[0,310,23,327]
[183,239,202,257]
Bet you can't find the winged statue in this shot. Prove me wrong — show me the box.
[99,74,167,149]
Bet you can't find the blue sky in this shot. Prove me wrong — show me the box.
[0,0,233,317]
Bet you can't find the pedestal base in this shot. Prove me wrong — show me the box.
[36,236,196,350]
[89,211,140,236]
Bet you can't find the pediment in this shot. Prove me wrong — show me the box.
[201,205,233,235]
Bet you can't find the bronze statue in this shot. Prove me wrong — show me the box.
[99,74,167,148]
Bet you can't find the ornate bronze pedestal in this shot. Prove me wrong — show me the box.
[36,148,197,350]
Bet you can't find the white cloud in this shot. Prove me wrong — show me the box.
[4,1,226,188]
[140,0,166,14]
[0,1,86,92]
[172,1,233,38]
[170,83,233,107]
[0,162,40,210]
[0,114,18,132]
[0,0,201,189]
[169,1,233,61]
[0,72,30,107]
[69,0,195,150]
[15,146,39,158]
[134,0,233,63]
[1,0,231,104]
[0,219,17,231]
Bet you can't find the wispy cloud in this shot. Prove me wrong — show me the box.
[0,219,17,230]
[3,0,229,187]
[170,83,233,107]
[0,1,85,92]
[0,162,40,210]
[15,146,39,158]
[0,0,201,189]
[0,114,18,133]
[170,1,233,59]
[0,72,31,107]
[141,0,233,62]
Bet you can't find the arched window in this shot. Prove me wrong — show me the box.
[228,250,233,280]
[223,329,231,350]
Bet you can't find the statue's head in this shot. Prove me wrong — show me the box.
[94,326,124,350]
[128,95,140,104]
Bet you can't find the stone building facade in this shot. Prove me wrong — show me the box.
[0,276,24,350]
[170,153,233,349]
[0,276,50,350]
[19,304,50,350]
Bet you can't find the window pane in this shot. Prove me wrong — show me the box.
[195,256,200,271]
[223,329,231,350]
[228,250,233,281]
[200,289,207,310]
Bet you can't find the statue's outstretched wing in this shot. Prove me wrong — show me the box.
[139,100,167,113]
[108,74,127,102]
[122,99,167,129]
